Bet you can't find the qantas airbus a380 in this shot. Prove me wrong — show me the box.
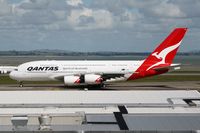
[5,28,187,87]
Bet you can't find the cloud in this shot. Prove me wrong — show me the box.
[66,0,83,7]
[19,0,50,10]
[0,0,12,16]
[1,0,199,31]
[68,8,113,30]
[21,10,57,25]
[0,0,199,52]
[169,0,200,17]
[6,0,192,31]
[148,2,186,18]
[89,0,192,30]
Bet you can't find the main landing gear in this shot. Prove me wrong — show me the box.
[100,83,106,88]
[19,81,23,87]
[82,83,106,90]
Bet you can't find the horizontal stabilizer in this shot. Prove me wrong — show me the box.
[153,64,181,71]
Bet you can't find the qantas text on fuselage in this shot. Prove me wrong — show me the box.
[27,66,59,71]
[8,28,187,87]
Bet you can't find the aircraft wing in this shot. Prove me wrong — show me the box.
[0,66,18,74]
[101,73,125,81]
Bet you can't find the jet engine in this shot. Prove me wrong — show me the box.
[84,74,103,84]
[64,75,81,85]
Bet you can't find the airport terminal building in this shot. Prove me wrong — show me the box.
[0,90,199,132]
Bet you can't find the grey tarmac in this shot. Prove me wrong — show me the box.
[0,81,199,91]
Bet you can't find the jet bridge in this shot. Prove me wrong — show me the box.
[0,90,199,132]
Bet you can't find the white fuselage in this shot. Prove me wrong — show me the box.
[9,60,143,83]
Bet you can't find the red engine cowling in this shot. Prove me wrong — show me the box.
[84,74,103,84]
[64,75,81,85]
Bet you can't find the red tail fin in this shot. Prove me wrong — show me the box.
[128,28,187,80]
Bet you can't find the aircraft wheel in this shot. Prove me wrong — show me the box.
[19,82,23,87]
[100,83,106,88]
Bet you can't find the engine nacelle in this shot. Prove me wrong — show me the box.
[64,75,80,85]
[85,74,103,84]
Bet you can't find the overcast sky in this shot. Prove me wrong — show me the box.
[0,0,199,52]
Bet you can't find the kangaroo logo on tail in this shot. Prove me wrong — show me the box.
[146,41,182,71]
[128,28,187,81]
